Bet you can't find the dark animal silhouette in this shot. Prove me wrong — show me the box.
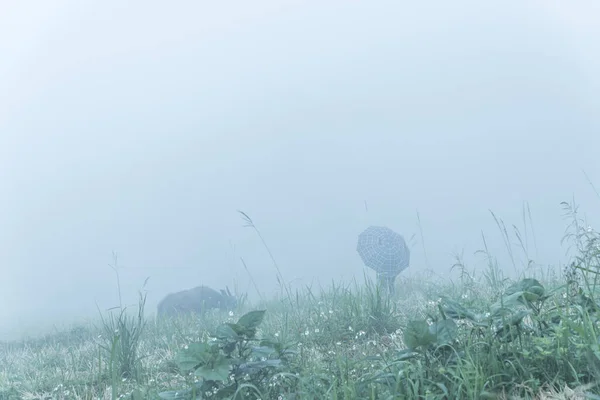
[157,285,237,317]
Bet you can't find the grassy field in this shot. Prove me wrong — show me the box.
[2,205,600,400]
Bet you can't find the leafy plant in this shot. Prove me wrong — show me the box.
[159,310,294,400]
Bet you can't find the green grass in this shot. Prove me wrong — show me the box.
[2,203,600,399]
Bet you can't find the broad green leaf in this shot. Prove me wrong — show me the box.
[505,278,544,296]
[493,309,532,341]
[237,310,267,332]
[403,320,436,350]
[505,278,545,302]
[507,309,532,326]
[215,323,240,340]
[490,292,526,318]
[222,341,237,356]
[194,356,231,382]
[440,297,478,321]
[176,342,212,372]
[429,319,458,345]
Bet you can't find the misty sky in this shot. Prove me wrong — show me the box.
[1,0,599,339]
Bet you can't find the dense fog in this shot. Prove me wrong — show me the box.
[1,0,599,340]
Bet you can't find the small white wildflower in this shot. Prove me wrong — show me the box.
[314,328,320,333]
[304,330,309,336]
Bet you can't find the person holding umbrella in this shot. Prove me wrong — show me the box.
[356,226,410,295]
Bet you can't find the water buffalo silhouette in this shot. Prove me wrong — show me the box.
[157,285,237,317]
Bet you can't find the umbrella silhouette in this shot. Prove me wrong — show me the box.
[356,226,410,281]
